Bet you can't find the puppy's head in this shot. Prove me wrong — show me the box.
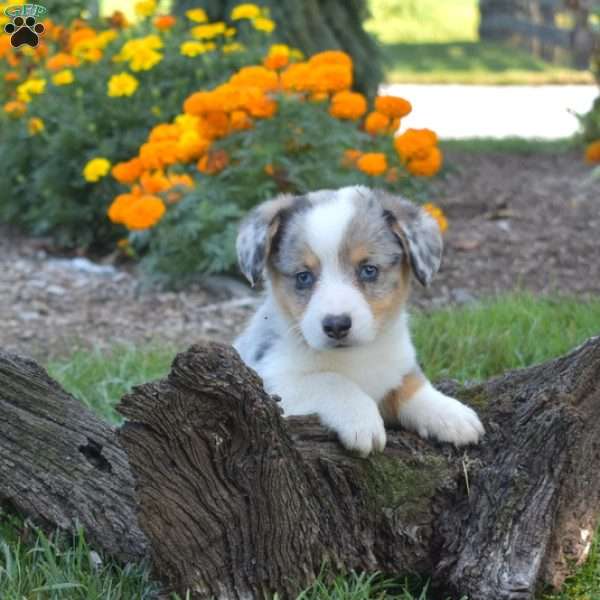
[237,186,442,350]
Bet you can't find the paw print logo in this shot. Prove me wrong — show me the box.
[4,5,47,48]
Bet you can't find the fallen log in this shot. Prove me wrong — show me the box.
[0,351,147,562]
[1,337,600,600]
[118,338,600,600]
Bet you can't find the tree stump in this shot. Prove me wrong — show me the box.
[2,337,600,600]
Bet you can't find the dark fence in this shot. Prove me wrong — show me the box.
[479,0,599,68]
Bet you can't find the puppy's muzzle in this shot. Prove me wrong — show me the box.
[322,314,352,340]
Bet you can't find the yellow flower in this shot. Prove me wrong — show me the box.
[191,22,226,39]
[108,73,139,97]
[134,0,156,17]
[185,8,208,23]
[17,78,46,103]
[95,30,118,49]
[423,203,448,233]
[231,3,261,20]
[27,117,45,135]
[52,69,74,86]
[225,27,236,37]
[83,157,111,182]
[252,17,275,32]
[222,42,244,54]
[180,41,215,57]
[114,35,163,62]
[130,47,162,71]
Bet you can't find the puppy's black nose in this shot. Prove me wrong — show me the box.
[322,314,352,339]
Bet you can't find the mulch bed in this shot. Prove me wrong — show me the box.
[1,150,598,359]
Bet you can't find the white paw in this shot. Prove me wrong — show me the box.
[399,386,484,447]
[335,411,387,457]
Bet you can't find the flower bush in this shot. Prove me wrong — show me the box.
[0,2,447,282]
[0,1,268,248]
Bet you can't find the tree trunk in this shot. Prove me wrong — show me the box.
[0,351,147,562]
[2,337,600,600]
[172,0,382,97]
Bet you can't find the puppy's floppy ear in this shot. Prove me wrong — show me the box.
[377,192,443,286]
[236,194,298,287]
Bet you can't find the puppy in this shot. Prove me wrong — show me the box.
[234,186,484,456]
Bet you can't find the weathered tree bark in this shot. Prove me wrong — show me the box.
[117,337,600,600]
[2,337,600,600]
[0,351,147,562]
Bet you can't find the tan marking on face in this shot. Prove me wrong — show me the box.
[268,268,307,323]
[349,243,370,266]
[368,261,411,325]
[380,368,426,424]
[302,248,320,272]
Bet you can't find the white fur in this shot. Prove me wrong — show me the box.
[300,192,376,349]
[234,186,485,455]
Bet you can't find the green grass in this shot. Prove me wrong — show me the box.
[380,42,594,85]
[440,136,578,155]
[366,0,480,44]
[47,346,174,424]
[3,294,600,599]
[366,0,594,84]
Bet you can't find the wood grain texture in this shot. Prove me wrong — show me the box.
[0,351,147,562]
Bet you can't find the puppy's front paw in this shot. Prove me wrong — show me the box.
[335,411,386,457]
[399,386,484,447]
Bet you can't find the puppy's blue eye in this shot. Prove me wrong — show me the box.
[359,264,379,282]
[295,271,315,289]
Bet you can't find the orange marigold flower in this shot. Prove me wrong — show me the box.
[308,50,352,68]
[230,110,253,130]
[46,52,80,71]
[201,111,230,138]
[154,15,176,30]
[389,117,401,133]
[246,93,277,118]
[364,111,390,135]
[122,195,166,230]
[585,140,600,163]
[406,146,443,177]
[263,52,288,70]
[329,90,367,120]
[112,158,144,184]
[197,149,229,175]
[139,140,179,169]
[280,62,311,92]
[168,173,194,188]
[69,27,96,52]
[356,153,387,176]
[309,92,329,102]
[264,163,275,176]
[4,100,27,117]
[375,95,412,119]
[308,64,352,94]
[149,123,181,142]
[394,128,439,162]
[423,202,448,233]
[108,193,137,225]
[4,71,20,82]
[229,66,279,92]
[183,90,224,116]
[176,130,211,162]
[140,170,171,194]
